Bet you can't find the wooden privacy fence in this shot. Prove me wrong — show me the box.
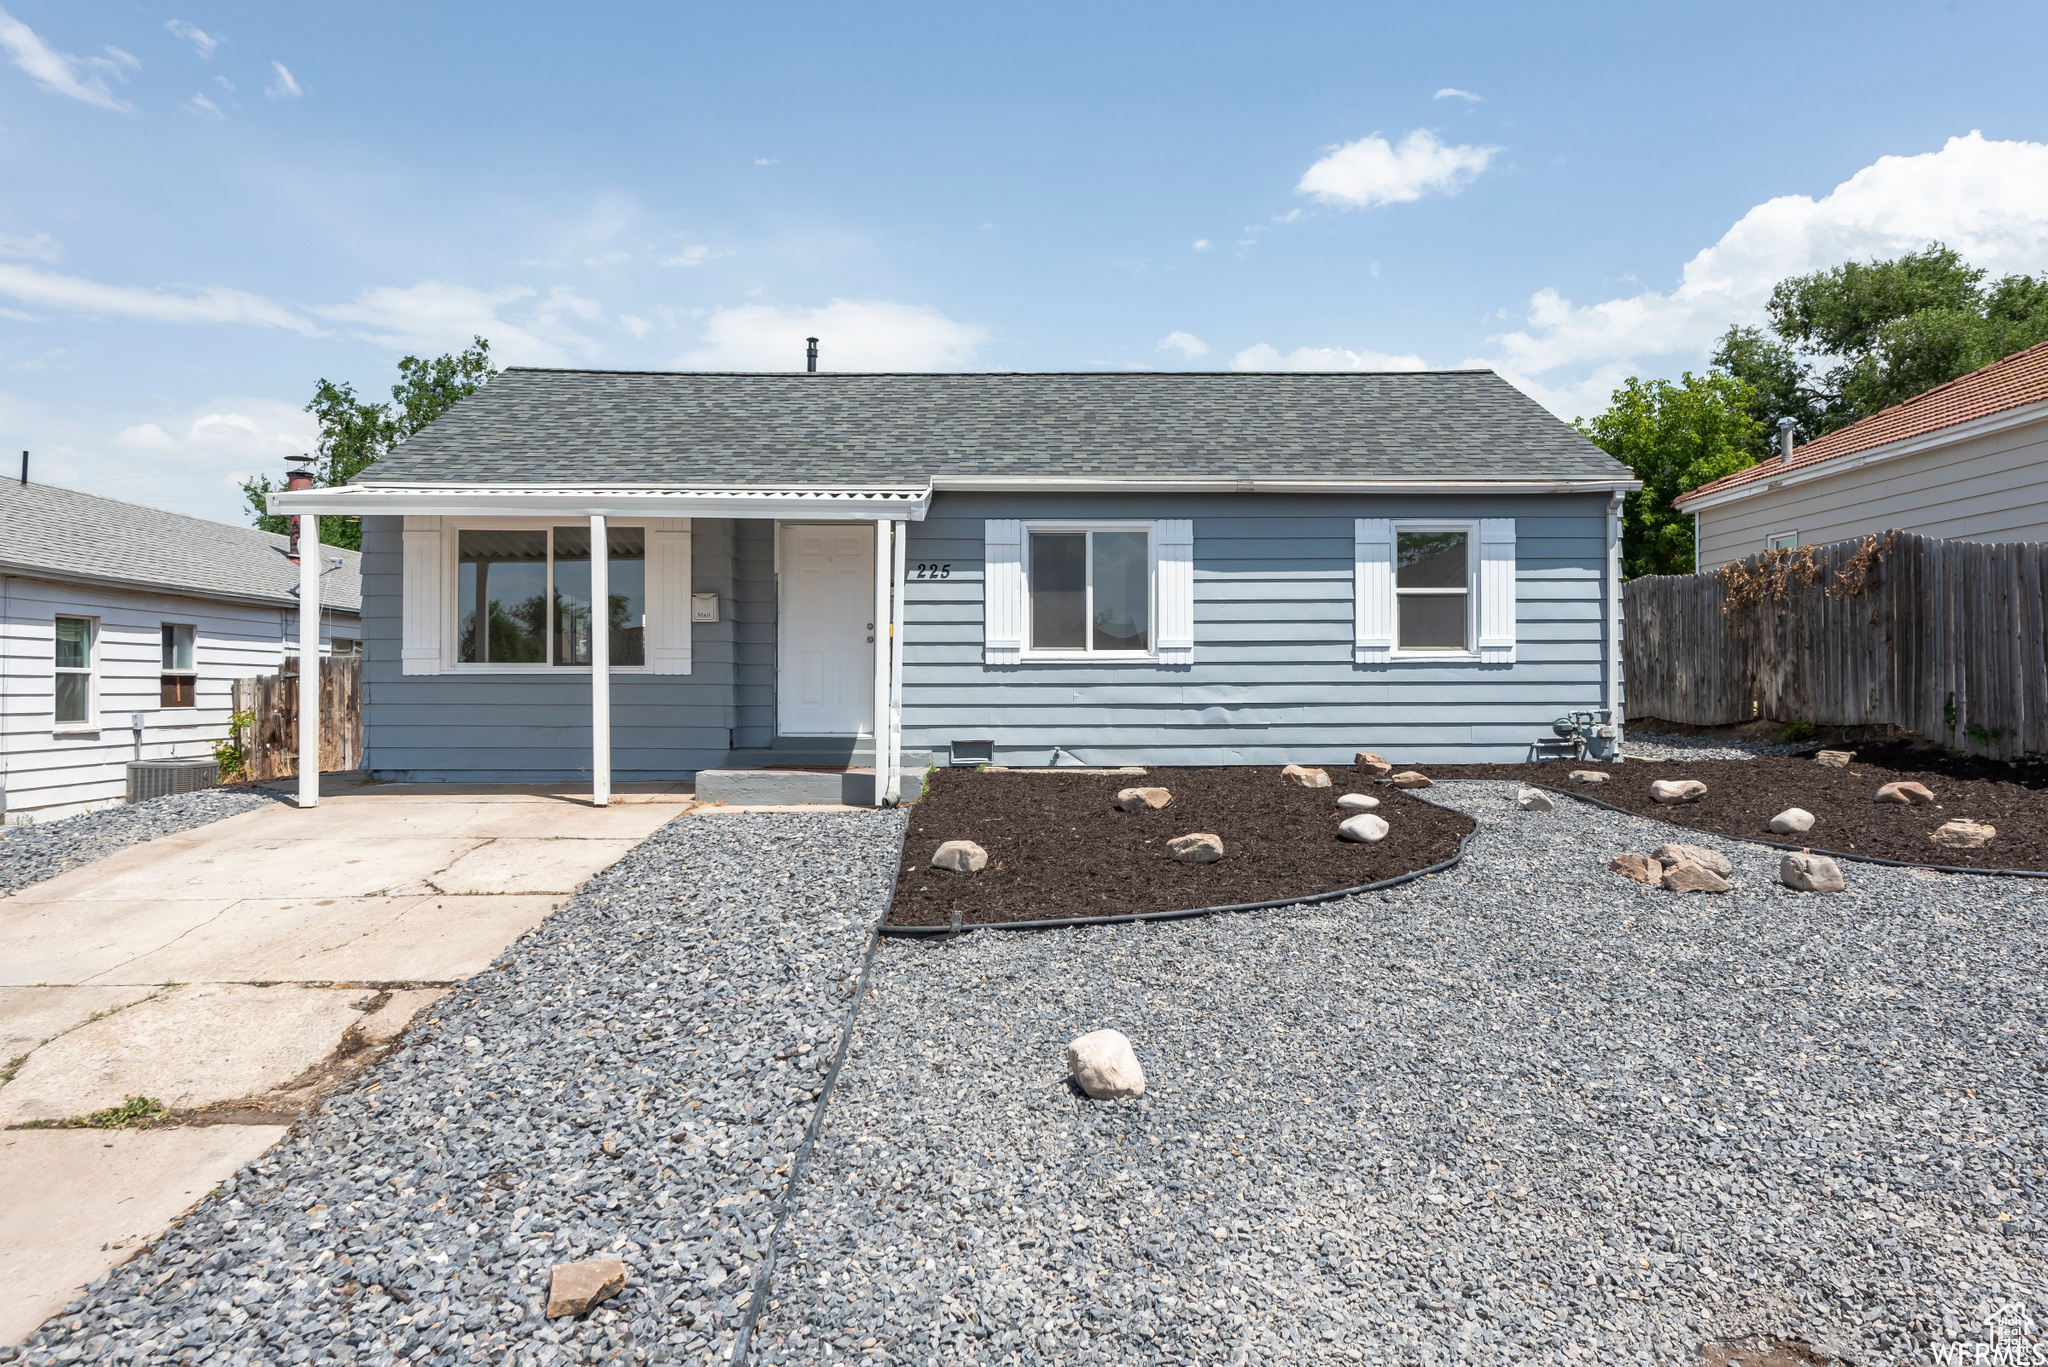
[230,656,363,780]
[1623,530,2048,759]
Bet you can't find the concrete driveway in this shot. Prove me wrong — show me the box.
[0,782,688,1346]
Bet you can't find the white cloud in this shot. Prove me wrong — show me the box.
[213,74,233,92]
[659,245,712,268]
[0,6,134,110]
[314,280,597,366]
[618,314,651,339]
[164,20,218,58]
[1433,87,1482,102]
[1159,331,1210,359]
[0,261,318,333]
[1191,238,1211,252]
[678,298,987,371]
[1231,343,1428,372]
[0,231,59,262]
[1297,129,1500,209]
[583,251,632,266]
[265,60,301,99]
[116,421,175,449]
[754,157,778,166]
[184,91,224,119]
[1477,131,2048,419]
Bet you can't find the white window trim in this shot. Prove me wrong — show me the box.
[441,518,655,675]
[1391,521,1480,660]
[53,614,98,733]
[1020,521,1158,662]
[1766,529,1798,552]
[160,621,199,710]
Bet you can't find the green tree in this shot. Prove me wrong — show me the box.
[1576,371,1763,579]
[243,337,497,550]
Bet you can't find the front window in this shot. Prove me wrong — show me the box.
[1767,531,1797,552]
[456,526,645,667]
[55,615,94,726]
[161,623,197,708]
[1028,528,1150,653]
[1395,529,1470,652]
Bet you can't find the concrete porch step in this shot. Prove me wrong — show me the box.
[696,748,932,806]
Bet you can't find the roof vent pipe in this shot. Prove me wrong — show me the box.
[1778,416,1797,461]
[806,336,818,373]
[18,450,25,486]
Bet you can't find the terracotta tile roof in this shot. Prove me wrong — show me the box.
[1677,337,2048,507]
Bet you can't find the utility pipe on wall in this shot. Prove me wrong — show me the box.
[298,513,321,808]
[591,514,611,808]
[871,520,891,808]
[1607,491,1625,761]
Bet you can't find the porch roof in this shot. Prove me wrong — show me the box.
[265,483,932,521]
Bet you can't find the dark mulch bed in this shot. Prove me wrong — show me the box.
[886,766,1475,927]
[1426,741,2047,871]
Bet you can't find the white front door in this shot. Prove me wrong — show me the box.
[778,523,876,737]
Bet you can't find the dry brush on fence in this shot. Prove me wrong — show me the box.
[228,656,363,781]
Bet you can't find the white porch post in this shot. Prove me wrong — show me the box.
[872,520,891,808]
[297,515,320,809]
[591,514,611,807]
[888,518,906,804]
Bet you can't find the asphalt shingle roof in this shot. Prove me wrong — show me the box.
[358,369,1631,486]
[0,479,361,612]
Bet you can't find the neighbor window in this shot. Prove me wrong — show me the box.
[456,526,646,667]
[1027,527,1151,653]
[54,615,95,726]
[1395,529,1471,652]
[161,623,197,708]
[1766,531,1798,552]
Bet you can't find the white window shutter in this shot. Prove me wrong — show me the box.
[1353,518,1394,664]
[1477,517,1517,664]
[646,518,693,675]
[1154,519,1194,663]
[983,519,1023,664]
[401,516,443,675]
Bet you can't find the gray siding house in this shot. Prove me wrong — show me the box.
[270,369,1637,803]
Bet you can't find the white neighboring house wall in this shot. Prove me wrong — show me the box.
[1687,404,2048,571]
[0,573,357,823]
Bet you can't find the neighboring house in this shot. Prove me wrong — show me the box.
[269,369,1639,800]
[1678,338,2048,570]
[0,479,362,822]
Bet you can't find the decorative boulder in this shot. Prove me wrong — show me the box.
[1610,853,1662,885]
[547,1260,628,1319]
[1337,813,1390,843]
[1931,819,1996,849]
[1066,1029,1146,1100]
[931,840,988,873]
[1815,749,1856,768]
[1660,861,1732,893]
[1354,751,1394,778]
[1769,807,1815,835]
[1875,781,1936,806]
[1650,842,1732,876]
[1281,764,1332,789]
[1650,778,1708,804]
[1335,792,1380,812]
[1389,771,1433,789]
[1569,770,1610,784]
[1779,851,1845,892]
[1114,786,1172,811]
[1516,788,1553,812]
[1166,833,1223,863]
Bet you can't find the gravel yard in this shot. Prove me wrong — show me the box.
[0,787,282,896]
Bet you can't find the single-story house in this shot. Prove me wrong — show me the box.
[0,477,361,822]
[268,369,1639,805]
[1677,337,2048,570]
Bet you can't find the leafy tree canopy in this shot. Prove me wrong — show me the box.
[243,337,497,551]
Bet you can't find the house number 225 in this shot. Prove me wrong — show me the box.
[912,563,952,579]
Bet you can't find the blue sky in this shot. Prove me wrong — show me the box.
[4,1,2048,522]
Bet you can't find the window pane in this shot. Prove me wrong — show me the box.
[162,624,194,672]
[1029,533,1086,650]
[606,527,646,668]
[1397,531,1468,589]
[551,526,592,667]
[55,617,90,669]
[56,671,89,724]
[457,530,547,663]
[1399,593,1467,650]
[1091,531,1150,651]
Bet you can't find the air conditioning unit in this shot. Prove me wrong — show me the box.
[127,759,221,802]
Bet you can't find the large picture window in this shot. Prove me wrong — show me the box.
[456,525,646,668]
[1026,526,1151,654]
[54,615,95,726]
[1395,528,1471,652]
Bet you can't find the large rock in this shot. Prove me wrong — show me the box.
[1166,833,1223,863]
[1660,861,1731,893]
[1516,788,1553,812]
[1875,781,1936,806]
[1389,771,1433,789]
[1354,751,1393,778]
[548,1260,627,1318]
[1611,852,1662,884]
[1067,1029,1146,1100]
[1815,749,1856,768]
[1650,778,1708,804]
[1650,842,1732,876]
[931,840,988,873]
[1281,764,1332,789]
[1930,819,1996,849]
[1337,813,1389,843]
[1769,807,1815,835]
[1569,770,1610,784]
[1335,792,1380,812]
[1779,851,1845,892]
[1114,786,1172,811]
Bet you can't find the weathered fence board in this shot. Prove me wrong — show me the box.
[230,657,363,781]
[1623,530,2048,758]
